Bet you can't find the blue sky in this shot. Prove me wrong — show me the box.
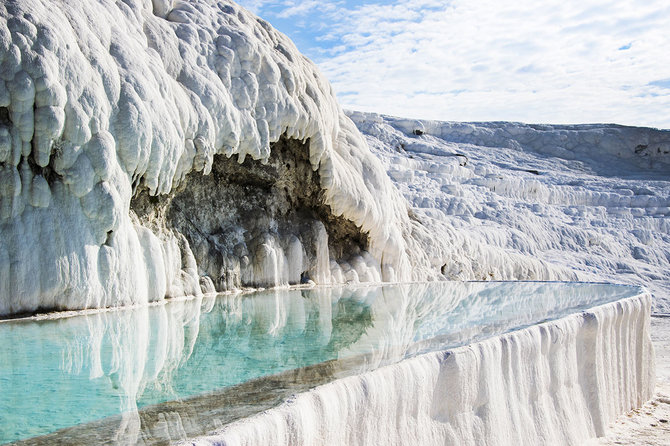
[238,0,670,129]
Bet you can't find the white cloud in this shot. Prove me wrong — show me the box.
[235,0,274,15]
[240,0,670,128]
[276,0,325,18]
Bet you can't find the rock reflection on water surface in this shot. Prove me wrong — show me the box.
[0,282,640,444]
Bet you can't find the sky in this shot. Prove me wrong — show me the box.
[237,0,670,129]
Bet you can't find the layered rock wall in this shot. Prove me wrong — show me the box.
[0,0,412,315]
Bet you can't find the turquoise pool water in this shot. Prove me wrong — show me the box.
[0,282,641,444]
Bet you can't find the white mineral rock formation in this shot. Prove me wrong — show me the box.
[0,0,412,315]
[1,0,668,317]
[189,291,655,446]
[349,112,670,311]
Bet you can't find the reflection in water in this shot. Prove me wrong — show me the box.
[0,282,640,444]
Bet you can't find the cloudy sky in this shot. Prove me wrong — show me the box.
[238,0,670,129]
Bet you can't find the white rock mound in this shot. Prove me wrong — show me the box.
[1,0,668,317]
[350,112,670,311]
[0,0,414,315]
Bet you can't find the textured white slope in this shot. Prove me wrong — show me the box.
[189,291,655,446]
[588,317,670,446]
[0,0,411,315]
[1,0,667,319]
[349,112,670,312]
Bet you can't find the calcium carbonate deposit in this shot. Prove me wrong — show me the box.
[190,291,654,446]
[1,0,668,316]
[0,0,413,316]
[0,0,667,445]
[351,113,670,312]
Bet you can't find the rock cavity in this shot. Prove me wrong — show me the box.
[131,135,377,292]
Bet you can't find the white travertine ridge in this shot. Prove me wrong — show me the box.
[0,0,411,315]
[1,0,668,316]
[349,112,670,312]
[0,0,664,444]
[189,291,655,446]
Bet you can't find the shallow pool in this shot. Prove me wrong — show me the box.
[0,281,642,444]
